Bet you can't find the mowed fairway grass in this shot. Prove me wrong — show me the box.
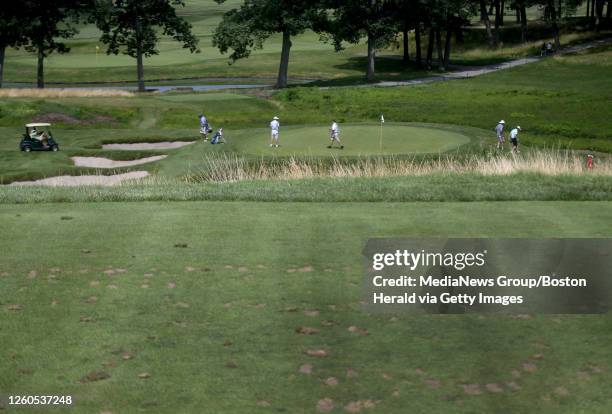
[1,201,612,414]
[229,124,470,156]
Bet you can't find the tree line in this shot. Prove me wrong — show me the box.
[0,0,610,91]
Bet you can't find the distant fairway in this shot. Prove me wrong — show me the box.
[229,123,471,156]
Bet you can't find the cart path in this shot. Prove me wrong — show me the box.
[364,37,612,89]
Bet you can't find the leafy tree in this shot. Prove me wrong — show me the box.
[477,0,496,46]
[423,0,474,71]
[213,0,323,89]
[20,0,85,88]
[0,4,29,88]
[323,0,397,81]
[389,0,427,67]
[95,0,199,92]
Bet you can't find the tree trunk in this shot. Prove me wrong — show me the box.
[276,29,292,88]
[366,33,376,81]
[415,23,422,68]
[548,1,560,49]
[402,26,410,65]
[586,0,590,17]
[607,1,611,18]
[135,17,145,92]
[595,0,605,31]
[520,5,528,43]
[494,0,501,45]
[435,29,444,71]
[426,27,434,69]
[500,0,505,25]
[443,26,452,69]
[37,45,44,89]
[516,8,520,23]
[480,0,495,46]
[136,46,145,92]
[0,45,5,89]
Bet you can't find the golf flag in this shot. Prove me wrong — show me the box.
[380,114,385,123]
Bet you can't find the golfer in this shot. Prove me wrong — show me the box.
[328,120,344,149]
[495,120,506,150]
[199,113,210,141]
[270,116,280,148]
[510,126,522,153]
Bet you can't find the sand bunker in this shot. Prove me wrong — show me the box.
[10,171,149,187]
[72,155,167,169]
[102,141,195,150]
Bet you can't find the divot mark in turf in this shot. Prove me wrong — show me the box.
[85,296,98,304]
[324,377,339,387]
[121,352,134,360]
[554,386,570,396]
[296,326,320,335]
[485,383,503,393]
[577,371,591,380]
[299,364,313,374]
[27,270,37,279]
[461,384,482,395]
[522,363,537,373]
[344,400,378,412]
[348,326,369,336]
[305,349,328,358]
[6,304,23,311]
[298,266,314,273]
[138,372,151,379]
[346,369,358,379]
[506,381,522,391]
[304,309,320,317]
[317,398,334,413]
[257,400,271,407]
[80,370,110,383]
[424,379,440,389]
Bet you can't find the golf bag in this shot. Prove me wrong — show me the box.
[210,129,224,144]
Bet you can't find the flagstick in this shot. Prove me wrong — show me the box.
[379,121,383,153]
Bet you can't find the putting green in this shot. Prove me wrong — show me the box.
[228,123,471,156]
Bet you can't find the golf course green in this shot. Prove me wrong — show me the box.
[228,124,471,156]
